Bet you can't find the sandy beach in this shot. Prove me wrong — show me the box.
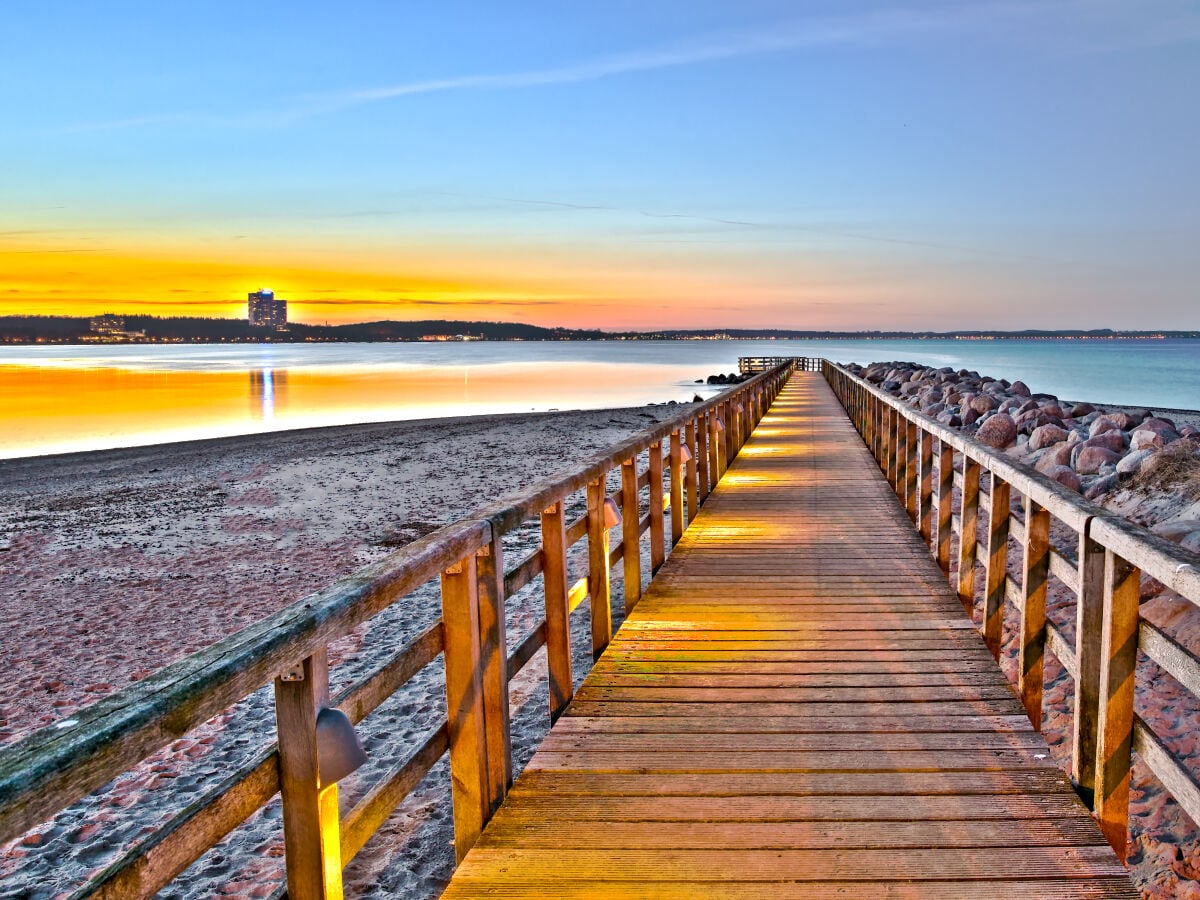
[0,403,683,897]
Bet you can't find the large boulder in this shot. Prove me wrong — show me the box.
[1029,423,1069,451]
[970,394,999,414]
[1075,445,1121,475]
[1082,431,1127,454]
[1070,402,1096,417]
[977,413,1018,449]
[1036,442,1074,473]
[1109,411,1145,430]
[1089,416,1121,438]
[1130,429,1166,451]
[1011,380,1032,397]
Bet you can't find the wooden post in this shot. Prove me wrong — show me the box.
[710,410,724,484]
[1072,527,1106,807]
[935,442,954,575]
[894,412,908,502]
[918,430,933,544]
[957,458,980,617]
[669,431,684,546]
[982,474,1011,660]
[474,539,511,809]
[685,418,700,521]
[649,439,666,571]
[905,420,919,521]
[1019,498,1050,730]
[1094,550,1139,860]
[540,501,573,722]
[275,649,343,900]
[586,477,614,660]
[440,555,488,863]
[696,411,711,502]
[620,458,641,612]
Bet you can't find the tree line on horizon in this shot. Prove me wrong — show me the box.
[0,314,1195,343]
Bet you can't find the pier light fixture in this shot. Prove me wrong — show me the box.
[715,417,726,432]
[603,497,621,528]
[679,445,693,464]
[315,706,368,788]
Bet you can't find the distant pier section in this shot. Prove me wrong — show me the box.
[738,355,820,374]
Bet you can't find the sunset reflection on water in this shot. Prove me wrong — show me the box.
[1,361,706,458]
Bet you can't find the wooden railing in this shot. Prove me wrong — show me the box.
[738,356,820,374]
[823,359,1200,860]
[0,363,793,899]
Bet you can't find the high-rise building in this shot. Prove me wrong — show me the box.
[248,289,288,330]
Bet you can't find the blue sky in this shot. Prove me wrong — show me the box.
[2,1,1198,329]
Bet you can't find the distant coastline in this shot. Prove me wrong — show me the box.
[1,314,1197,345]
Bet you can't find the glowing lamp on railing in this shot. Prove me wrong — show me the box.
[679,445,693,464]
[602,497,621,528]
[715,417,726,432]
[315,707,368,789]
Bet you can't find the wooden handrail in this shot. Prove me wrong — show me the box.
[822,359,1200,861]
[0,361,794,898]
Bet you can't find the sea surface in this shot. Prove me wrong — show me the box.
[2,339,1198,459]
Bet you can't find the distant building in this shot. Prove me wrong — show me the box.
[248,289,288,330]
[89,314,126,335]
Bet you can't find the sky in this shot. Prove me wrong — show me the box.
[2,0,1198,330]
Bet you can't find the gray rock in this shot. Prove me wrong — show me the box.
[1084,473,1121,500]
[1116,449,1154,476]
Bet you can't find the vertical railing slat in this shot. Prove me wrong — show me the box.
[669,431,684,547]
[440,555,488,863]
[1019,497,1050,729]
[1072,527,1106,806]
[957,457,981,618]
[620,458,641,612]
[1094,549,1140,860]
[474,539,511,810]
[275,649,343,900]
[540,501,573,722]
[983,474,1011,660]
[650,440,666,573]
[586,476,614,660]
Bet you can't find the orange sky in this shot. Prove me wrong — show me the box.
[1,232,911,330]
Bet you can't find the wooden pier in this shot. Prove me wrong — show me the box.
[441,372,1134,897]
[8,359,1199,897]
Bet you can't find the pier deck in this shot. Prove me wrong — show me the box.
[442,373,1134,898]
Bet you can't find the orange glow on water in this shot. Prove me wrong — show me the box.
[0,361,700,458]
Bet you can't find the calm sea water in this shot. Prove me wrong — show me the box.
[2,339,1197,459]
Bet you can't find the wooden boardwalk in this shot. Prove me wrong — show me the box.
[442,373,1135,898]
